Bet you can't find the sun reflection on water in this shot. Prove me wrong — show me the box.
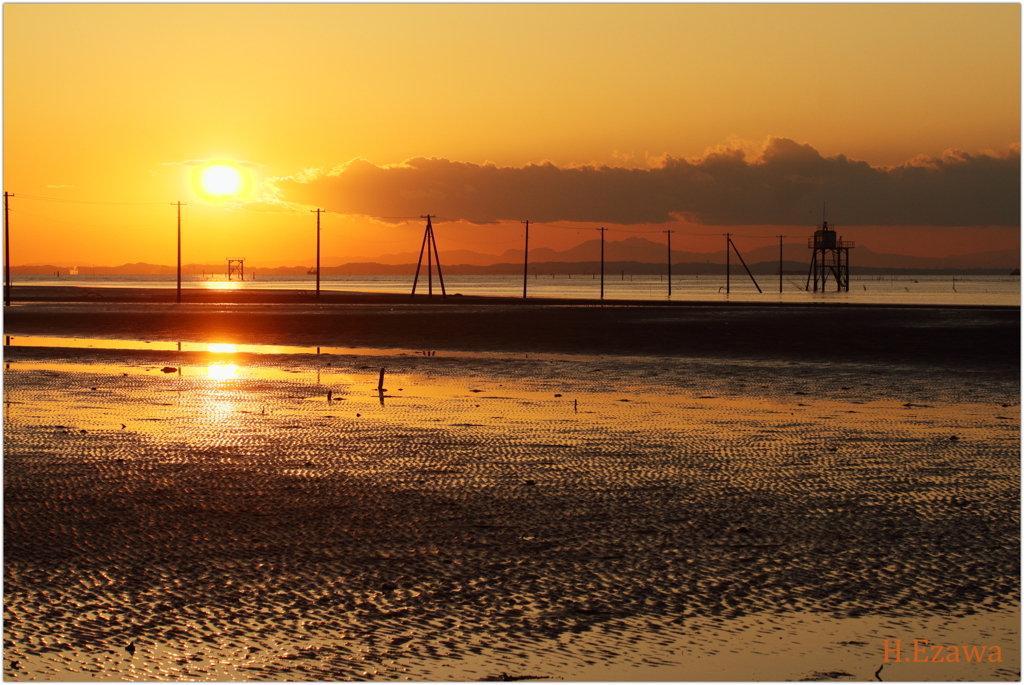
[207,363,239,382]
[208,343,238,353]
[202,281,242,290]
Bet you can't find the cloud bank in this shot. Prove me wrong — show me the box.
[274,138,1020,227]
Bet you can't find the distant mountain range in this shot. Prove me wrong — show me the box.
[12,236,1020,275]
[361,236,1019,271]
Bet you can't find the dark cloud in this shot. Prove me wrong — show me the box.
[273,138,1020,226]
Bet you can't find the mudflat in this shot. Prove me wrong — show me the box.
[3,287,1020,680]
[4,285,1020,365]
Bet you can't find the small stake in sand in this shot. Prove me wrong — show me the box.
[377,368,387,406]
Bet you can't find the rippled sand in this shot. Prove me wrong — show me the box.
[3,343,1019,680]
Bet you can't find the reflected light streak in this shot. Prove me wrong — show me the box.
[202,281,242,290]
[207,363,239,381]
[208,343,237,353]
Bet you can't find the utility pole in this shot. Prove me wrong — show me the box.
[429,216,446,299]
[778,235,785,294]
[521,220,530,299]
[597,227,608,300]
[312,208,324,299]
[426,217,433,296]
[411,215,446,299]
[172,201,186,304]
[4,192,11,307]
[664,229,674,298]
[725,232,730,294]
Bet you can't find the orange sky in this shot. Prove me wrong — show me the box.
[4,4,1019,267]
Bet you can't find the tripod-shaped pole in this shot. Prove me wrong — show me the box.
[410,215,446,299]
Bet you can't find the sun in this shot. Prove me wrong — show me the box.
[192,161,253,201]
[202,165,242,195]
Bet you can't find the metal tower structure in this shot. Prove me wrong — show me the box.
[227,259,245,281]
[806,221,854,292]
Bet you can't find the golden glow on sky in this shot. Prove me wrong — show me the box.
[2,4,1019,266]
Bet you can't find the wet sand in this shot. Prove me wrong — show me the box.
[3,287,1020,680]
[4,285,1020,366]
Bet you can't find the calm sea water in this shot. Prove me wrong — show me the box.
[12,273,1020,307]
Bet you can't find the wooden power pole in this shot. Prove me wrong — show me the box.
[664,229,674,298]
[312,208,324,298]
[4,192,11,307]
[725,232,730,294]
[778,234,785,293]
[521,219,530,299]
[411,215,446,299]
[172,201,186,304]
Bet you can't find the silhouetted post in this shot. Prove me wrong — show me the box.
[411,215,445,299]
[427,222,433,296]
[428,218,447,298]
[725,233,730,294]
[311,208,324,299]
[597,227,608,300]
[172,201,186,303]
[521,219,530,299]
[411,222,430,296]
[728,236,762,293]
[774,233,782,292]
[664,229,674,298]
[4,192,11,307]
[378,367,385,391]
